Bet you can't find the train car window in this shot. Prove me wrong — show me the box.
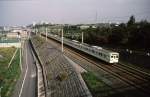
[116,56,119,58]
[99,53,101,56]
[96,51,98,54]
[92,50,95,53]
[104,55,106,58]
[106,55,109,59]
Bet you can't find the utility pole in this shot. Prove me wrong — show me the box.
[95,11,98,23]
[61,28,64,52]
[36,28,37,35]
[20,37,22,71]
[0,87,1,97]
[82,32,84,44]
[40,31,41,37]
[46,27,48,41]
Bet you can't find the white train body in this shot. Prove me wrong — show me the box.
[47,34,119,63]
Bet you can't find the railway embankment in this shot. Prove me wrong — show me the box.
[30,36,92,97]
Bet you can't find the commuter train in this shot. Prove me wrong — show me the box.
[46,34,119,64]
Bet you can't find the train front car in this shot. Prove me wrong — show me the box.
[109,52,119,63]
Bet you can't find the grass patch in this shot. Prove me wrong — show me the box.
[0,48,21,97]
[82,72,114,97]
[32,36,45,48]
[0,47,16,65]
[0,47,16,77]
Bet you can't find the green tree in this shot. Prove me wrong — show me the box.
[108,23,127,45]
[127,15,135,27]
[128,19,150,49]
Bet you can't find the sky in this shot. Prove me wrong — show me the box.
[0,0,150,26]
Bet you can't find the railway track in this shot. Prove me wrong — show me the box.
[42,34,150,96]
[113,63,150,81]
[64,46,150,95]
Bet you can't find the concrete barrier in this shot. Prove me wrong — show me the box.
[29,39,47,97]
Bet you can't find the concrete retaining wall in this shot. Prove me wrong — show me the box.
[29,39,47,97]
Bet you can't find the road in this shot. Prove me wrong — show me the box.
[12,40,37,97]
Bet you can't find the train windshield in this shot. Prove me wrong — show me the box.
[111,54,119,59]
